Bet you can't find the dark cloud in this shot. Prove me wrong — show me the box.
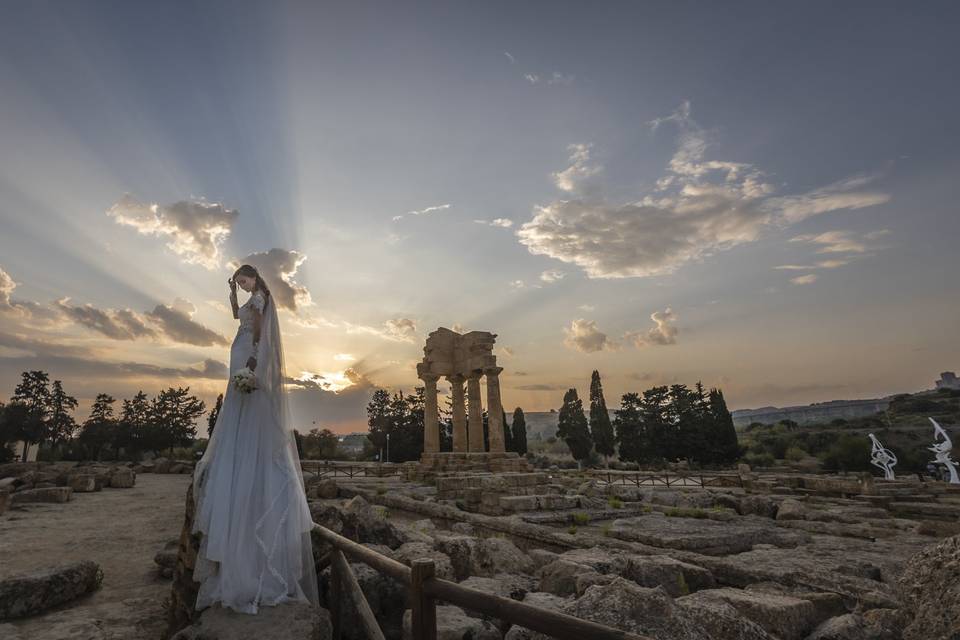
[229,249,312,311]
[55,299,157,340]
[146,299,229,347]
[514,383,566,391]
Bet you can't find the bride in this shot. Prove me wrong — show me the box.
[191,264,320,614]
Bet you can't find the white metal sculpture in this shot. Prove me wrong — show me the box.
[929,418,960,484]
[868,433,897,480]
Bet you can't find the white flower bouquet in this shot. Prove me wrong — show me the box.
[232,367,258,394]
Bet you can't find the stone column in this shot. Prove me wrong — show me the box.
[485,366,506,453]
[421,374,440,454]
[448,374,467,453]
[467,371,485,452]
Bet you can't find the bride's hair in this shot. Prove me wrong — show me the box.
[232,264,271,300]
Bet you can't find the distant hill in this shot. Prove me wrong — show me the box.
[731,397,893,428]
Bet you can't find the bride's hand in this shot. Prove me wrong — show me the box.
[246,356,257,371]
[228,278,237,296]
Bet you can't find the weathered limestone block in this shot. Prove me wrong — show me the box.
[775,498,808,521]
[307,479,338,500]
[678,587,818,640]
[155,540,179,579]
[538,559,597,596]
[624,555,716,596]
[68,474,97,492]
[391,542,455,580]
[0,560,103,619]
[164,483,203,638]
[109,467,136,488]
[674,596,774,640]
[171,601,332,640]
[11,486,72,504]
[402,605,500,640]
[898,533,960,640]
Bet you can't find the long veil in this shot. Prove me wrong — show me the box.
[192,289,319,613]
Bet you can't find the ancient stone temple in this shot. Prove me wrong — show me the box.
[413,327,530,478]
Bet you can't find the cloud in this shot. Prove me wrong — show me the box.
[790,274,818,285]
[106,194,238,269]
[516,102,890,279]
[540,269,565,283]
[229,248,312,312]
[0,267,61,324]
[474,218,514,228]
[393,203,451,222]
[514,383,565,391]
[384,318,416,341]
[510,280,526,290]
[789,229,891,254]
[499,346,515,357]
[774,259,850,270]
[55,298,157,340]
[503,51,515,64]
[578,304,595,312]
[625,308,679,347]
[146,299,229,347]
[563,318,615,353]
[525,72,574,85]
[552,144,602,193]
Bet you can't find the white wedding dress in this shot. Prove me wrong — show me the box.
[191,289,320,614]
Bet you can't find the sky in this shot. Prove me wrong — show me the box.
[1,1,958,433]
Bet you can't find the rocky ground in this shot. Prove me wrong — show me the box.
[0,473,192,639]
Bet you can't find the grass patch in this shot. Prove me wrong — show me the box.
[374,506,390,519]
[607,496,624,509]
[572,512,591,526]
[567,525,578,535]
[601,523,613,537]
[665,507,708,519]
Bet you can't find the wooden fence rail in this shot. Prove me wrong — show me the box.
[300,462,401,478]
[588,470,743,489]
[312,522,650,640]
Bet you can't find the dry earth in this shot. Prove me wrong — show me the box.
[0,473,192,640]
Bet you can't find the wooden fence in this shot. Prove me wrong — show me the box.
[301,461,401,478]
[313,523,649,640]
[588,470,743,489]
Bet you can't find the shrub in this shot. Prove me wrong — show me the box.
[607,496,623,509]
[567,525,578,535]
[573,512,591,525]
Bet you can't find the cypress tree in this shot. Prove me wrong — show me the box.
[589,370,615,459]
[511,407,528,456]
[614,392,645,463]
[709,388,740,464]
[557,388,593,465]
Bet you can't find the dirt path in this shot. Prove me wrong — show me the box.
[0,473,192,640]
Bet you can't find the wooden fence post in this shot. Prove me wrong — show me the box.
[330,554,341,640]
[411,559,437,640]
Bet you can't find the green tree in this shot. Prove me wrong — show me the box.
[12,370,52,460]
[557,388,593,466]
[118,391,151,459]
[589,370,615,460]
[207,394,223,437]
[303,428,340,459]
[47,380,78,449]
[708,388,741,464]
[614,392,647,463]
[366,388,391,456]
[78,394,116,460]
[511,407,528,456]
[146,388,205,455]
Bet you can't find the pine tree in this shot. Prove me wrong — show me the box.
[79,394,116,461]
[12,370,52,460]
[511,407,528,456]
[589,370,615,459]
[614,392,646,463]
[366,388,391,456]
[640,386,671,462]
[557,388,593,466]
[119,391,150,458]
[47,380,78,447]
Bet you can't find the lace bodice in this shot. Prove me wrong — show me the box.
[237,291,266,335]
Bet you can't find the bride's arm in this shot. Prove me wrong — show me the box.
[228,278,239,319]
[247,293,263,370]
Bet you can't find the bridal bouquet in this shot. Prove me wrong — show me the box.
[232,367,258,394]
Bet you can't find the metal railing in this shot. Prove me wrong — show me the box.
[313,522,648,640]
